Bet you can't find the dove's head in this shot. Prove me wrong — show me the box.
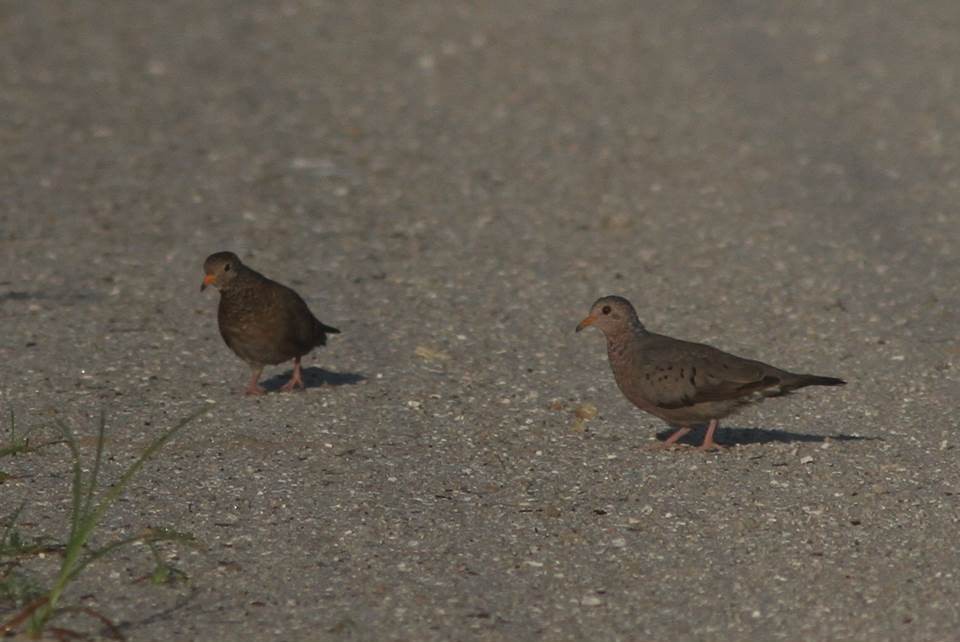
[201,251,244,292]
[575,295,644,336]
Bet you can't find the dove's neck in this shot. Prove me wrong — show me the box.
[222,266,267,294]
[605,321,647,359]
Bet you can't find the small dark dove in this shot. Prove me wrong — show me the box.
[202,251,340,395]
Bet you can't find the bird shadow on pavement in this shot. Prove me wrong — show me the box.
[262,366,366,391]
[656,425,880,447]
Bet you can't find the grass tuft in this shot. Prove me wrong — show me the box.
[0,407,205,639]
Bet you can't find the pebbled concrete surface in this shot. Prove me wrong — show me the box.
[1,1,958,640]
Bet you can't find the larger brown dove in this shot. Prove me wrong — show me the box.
[576,295,845,449]
[202,251,340,395]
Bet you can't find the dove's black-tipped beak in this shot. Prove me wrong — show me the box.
[575,314,597,333]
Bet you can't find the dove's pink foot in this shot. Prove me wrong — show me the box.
[244,367,266,396]
[649,426,692,450]
[280,357,305,392]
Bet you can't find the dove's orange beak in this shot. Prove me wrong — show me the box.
[201,274,216,292]
[575,314,598,333]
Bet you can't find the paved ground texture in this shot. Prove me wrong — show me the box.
[2,1,959,641]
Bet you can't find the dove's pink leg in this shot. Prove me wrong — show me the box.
[659,426,691,448]
[280,357,305,392]
[244,366,266,396]
[698,419,721,450]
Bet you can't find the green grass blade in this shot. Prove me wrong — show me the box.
[80,411,107,519]
[69,527,199,584]
[65,533,143,583]
[0,445,23,457]
[139,527,198,546]
[1,407,25,458]
[80,407,205,537]
[54,419,84,542]
[1,501,28,554]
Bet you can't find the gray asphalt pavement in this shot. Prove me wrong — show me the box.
[2,1,959,640]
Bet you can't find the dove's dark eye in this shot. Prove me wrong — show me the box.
[602,305,611,315]
[224,264,231,272]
